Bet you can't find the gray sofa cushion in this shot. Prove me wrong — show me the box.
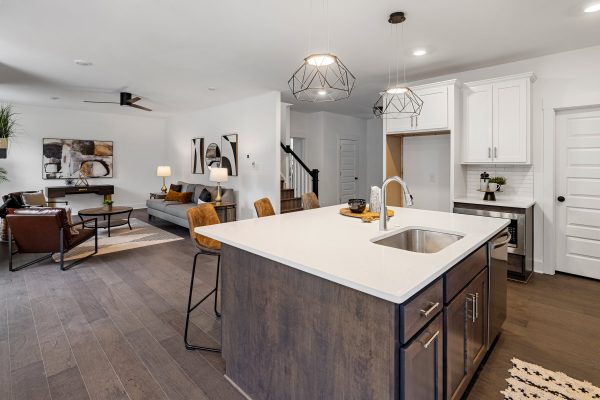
[177,181,235,203]
[163,202,197,220]
[146,199,182,212]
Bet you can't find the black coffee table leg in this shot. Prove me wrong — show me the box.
[127,209,133,230]
[107,215,111,237]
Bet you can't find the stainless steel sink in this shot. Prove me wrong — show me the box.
[373,228,464,253]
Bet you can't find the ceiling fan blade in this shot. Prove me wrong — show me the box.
[128,103,152,112]
[83,100,119,104]
[128,96,141,104]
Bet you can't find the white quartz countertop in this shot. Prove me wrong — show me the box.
[454,196,536,209]
[196,205,509,304]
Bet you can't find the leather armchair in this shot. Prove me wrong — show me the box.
[6,208,98,271]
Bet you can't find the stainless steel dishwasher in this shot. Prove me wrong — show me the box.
[488,229,509,348]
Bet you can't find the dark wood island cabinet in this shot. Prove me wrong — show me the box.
[219,236,506,400]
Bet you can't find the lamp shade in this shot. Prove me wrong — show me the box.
[156,166,171,177]
[209,167,229,183]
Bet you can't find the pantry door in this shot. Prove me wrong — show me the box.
[556,107,600,279]
[339,138,359,203]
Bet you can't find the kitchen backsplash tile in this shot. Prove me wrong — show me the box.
[466,165,534,198]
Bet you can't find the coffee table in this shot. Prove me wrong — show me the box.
[78,206,133,237]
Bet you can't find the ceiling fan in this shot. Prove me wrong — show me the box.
[84,92,152,112]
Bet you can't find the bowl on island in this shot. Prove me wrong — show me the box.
[348,199,366,214]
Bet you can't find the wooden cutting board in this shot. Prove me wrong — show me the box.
[339,207,394,220]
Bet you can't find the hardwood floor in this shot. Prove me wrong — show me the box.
[1,209,598,399]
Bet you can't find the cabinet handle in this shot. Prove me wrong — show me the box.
[474,292,479,319]
[411,116,414,128]
[488,147,491,158]
[466,293,476,323]
[494,147,498,158]
[419,302,440,318]
[422,330,440,349]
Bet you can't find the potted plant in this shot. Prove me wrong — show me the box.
[489,176,507,192]
[0,105,17,159]
[103,199,114,210]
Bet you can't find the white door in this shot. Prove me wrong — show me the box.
[414,86,448,131]
[492,79,528,163]
[463,84,493,163]
[339,138,358,203]
[556,107,600,279]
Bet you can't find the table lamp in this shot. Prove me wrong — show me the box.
[209,167,229,203]
[157,166,172,193]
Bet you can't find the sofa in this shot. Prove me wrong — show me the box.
[146,181,234,228]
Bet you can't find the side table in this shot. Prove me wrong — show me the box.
[213,202,236,222]
[150,192,167,200]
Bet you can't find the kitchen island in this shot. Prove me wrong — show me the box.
[196,205,509,400]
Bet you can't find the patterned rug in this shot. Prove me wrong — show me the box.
[53,218,183,261]
[502,358,600,399]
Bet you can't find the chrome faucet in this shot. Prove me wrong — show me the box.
[380,176,413,231]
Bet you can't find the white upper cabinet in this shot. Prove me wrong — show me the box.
[385,80,455,134]
[463,84,493,163]
[462,73,533,164]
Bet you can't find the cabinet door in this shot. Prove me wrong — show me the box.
[414,86,448,131]
[401,313,443,400]
[492,79,528,163]
[462,84,493,163]
[465,269,488,372]
[385,114,413,133]
[445,268,489,400]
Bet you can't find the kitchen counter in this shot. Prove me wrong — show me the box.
[454,196,536,209]
[196,205,508,303]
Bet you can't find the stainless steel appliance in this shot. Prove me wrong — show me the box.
[488,229,509,347]
[454,202,533,282]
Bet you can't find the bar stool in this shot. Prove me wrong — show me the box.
[302,192,320,210]
[185,204,221,353]
[254,197,275,217]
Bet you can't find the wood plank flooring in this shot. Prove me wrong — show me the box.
[0,209,599,399]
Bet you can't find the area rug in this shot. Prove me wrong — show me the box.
[53,218,183,262]
[502,358,600,399]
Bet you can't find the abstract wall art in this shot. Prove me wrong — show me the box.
[221,133,238,176]
[42,138,113,179]
[191,137,205,174]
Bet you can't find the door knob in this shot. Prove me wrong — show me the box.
[557,196,565,202]
[354,177,358,180]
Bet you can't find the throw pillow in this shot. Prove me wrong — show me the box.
[199,188,212,203]
[164,190,180,201]
[169,184,182,192]
[180,191,193,203]
[21,191,46,207]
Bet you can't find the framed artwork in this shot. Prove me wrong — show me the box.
[205,142,221,168]
[42,138,113,179]
[191,137,205,174]
[221,133,238,176]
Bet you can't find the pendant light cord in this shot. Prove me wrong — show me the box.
[402,22,406,85]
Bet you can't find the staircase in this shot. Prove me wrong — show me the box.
[280,142,319,214]
[280,180,303,214]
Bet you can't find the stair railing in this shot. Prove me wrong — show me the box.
[280,143,319,198]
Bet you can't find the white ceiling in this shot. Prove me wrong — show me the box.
[1,0,600,119]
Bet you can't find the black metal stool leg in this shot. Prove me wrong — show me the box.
[214,254,221,318]
[184,251,221,353]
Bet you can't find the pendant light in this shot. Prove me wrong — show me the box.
[373,12,423,118]
[288,0,356,102]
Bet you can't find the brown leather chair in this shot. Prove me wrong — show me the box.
[254,197,275,217]
[185,204,222,353]
[302,192,320,210]
[6,208,97,272]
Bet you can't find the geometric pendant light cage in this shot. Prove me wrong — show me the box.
[373,11,424,118]
[289,53,356,102]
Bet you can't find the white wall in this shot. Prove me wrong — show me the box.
[403,135,451,212]
[0,104,167,212]
[373,45,600,274]
[366,118,383,191]
[165,91,281,220]
[290,110,368,206]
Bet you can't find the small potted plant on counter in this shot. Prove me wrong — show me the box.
[489,176,506,192]
[0,105,17,159]
[103,199,114,210]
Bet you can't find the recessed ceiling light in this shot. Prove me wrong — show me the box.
[584,3,600,12]
[413,49,427,56]
[208,87,216,91]
[50,96,60,100]
[74,59,93,66]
